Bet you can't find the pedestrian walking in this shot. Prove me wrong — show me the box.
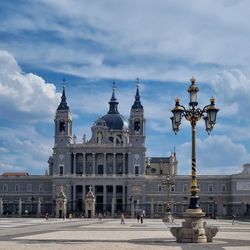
[232,214,236,225]
[98,213,102,220]
[121,213,125,224]
[140,214,143,224]
[137,213,140,223]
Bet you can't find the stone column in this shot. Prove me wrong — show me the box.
[131,196,135,217]
[128,152,131,175]
[0,197,3,216]
[103,185,107,212]
[37,198,41,216]
[66,184,71,200]
[142,184,146,205]
[103,153,107,175]
[73,153,76,175]
[18,197,22,216]
[112,185,116,216]
[122,185,126,212]
[72,185,76,211]
[113,153,116,175]
[92,153,95,175]
[123,153,126,175]
[82,153,86,175]
[82,185,85,201]
[52,184,56,215]
[151,199,154,218]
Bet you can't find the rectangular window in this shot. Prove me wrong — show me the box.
[182,204,188,213]
[208,184,214,192]
[39,184,44,192]
[221,184,226,193]
[107,186,113,193]
[3,184,8,192]
[27,184,32,192]
[15,184,20,192]
[135,165,139,176]
[172,203,177,213]
[59,165,64,176]
[157,204,163,213]
[158,184,162,192]
[208,204,214,214]
[183,184,188,192]
[98,164,104,175]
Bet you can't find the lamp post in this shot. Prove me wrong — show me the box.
[170,77,219,243]
[171,77,219,210]
[31,195,35,215]
[161,174,175,222]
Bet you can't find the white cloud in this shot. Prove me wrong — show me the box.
[211,69,250,117]
[177,134,250,175]
[0,50,60,122]
[0,125,53,174]
[1,1,250,81]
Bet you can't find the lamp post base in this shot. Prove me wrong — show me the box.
[163,211,173,223]
[170,208,218,243]
[188,195,200,209]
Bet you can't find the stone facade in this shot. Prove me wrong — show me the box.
[0,84,249,218]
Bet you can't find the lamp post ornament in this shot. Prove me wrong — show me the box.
[170,77,219,210]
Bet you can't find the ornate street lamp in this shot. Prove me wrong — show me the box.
[161,174,175,222]
[170,77,219,210]
[170,77,219,243]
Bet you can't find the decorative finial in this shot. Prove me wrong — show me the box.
[190,76,196,84]
[136,77,140,87]
[112,80,116,91]
[175,97,180,103]
[62,78,66,89]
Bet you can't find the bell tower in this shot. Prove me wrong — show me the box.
[54,85,72,147]
[129,79,145,145]
[129,79,146,175]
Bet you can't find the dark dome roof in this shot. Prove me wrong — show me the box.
[101,113,128,130]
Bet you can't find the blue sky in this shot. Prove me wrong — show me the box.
[0,0,250,175]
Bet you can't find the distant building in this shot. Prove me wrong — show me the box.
[0,82,249,218]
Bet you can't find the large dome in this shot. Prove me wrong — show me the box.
[101,113,128,130]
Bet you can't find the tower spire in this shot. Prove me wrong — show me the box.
[57,79,69,110]
[132,78,143,109]
[108,81,119,114]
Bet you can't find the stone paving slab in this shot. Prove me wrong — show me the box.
[0,218,249,249]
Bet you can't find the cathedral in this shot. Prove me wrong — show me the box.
[0,81,249,219]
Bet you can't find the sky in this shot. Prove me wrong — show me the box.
[0,0,250,175]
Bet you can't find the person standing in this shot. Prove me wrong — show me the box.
[121,213,125,224]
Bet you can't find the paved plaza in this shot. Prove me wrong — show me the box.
[0,217,249,249]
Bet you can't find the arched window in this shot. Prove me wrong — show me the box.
[15,184,20,192]
[59,121,66,132]
[134,120,141,133]
[3,184,8,192]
